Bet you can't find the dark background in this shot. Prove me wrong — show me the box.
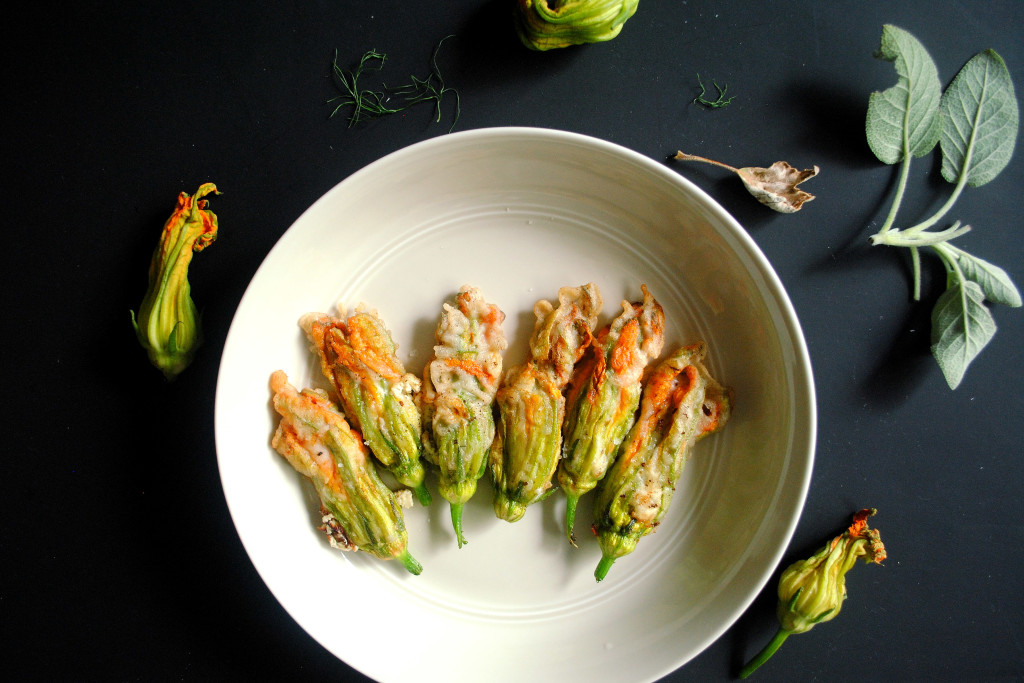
[3,1,1022,681]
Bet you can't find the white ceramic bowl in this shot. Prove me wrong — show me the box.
[215,127,815,683]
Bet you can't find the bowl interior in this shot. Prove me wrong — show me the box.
[215,127,815,683]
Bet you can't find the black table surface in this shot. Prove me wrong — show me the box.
[4,1,1023,681]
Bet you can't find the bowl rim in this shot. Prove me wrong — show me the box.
[214,125,817,681]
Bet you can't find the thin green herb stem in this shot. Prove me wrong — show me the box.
[904,85,981,237]
[739,628,791,679]
[901,170,970,237]
[873,220,971,248]
[877,154,913,235]
[693,73,735,108]
[328,36,460,132]
[933,241,978,266]
[910,246,922,301]
[932,241,962,286]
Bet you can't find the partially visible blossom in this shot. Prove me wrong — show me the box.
[514,0,639,51]
[740,509,887,678]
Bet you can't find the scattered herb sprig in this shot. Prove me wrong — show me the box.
[866,25,1020,389]
[693,73,735,108]
[329,36,460,132]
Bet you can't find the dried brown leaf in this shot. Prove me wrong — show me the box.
[674,152,819,214]
[736,161,819,213]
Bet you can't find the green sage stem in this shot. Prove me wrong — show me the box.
[901,169,969,237]
[910,246,922,301]
[877,154,912,235]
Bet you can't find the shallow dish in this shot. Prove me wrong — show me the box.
[214,127,815,682]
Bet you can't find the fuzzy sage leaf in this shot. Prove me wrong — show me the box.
[939,245,1023,308]
[865,25,1020,389]
[940,49,1019,187]
[866,24,943,164]
[931,280,996,390]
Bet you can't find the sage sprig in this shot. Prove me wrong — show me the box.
[866,25,1020,389]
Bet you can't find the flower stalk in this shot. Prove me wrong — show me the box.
[739,509,887,678]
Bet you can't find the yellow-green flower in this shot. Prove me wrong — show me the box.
[490,283,601,522]
[131,183,220,380]
[514,0,639,51]
[740,508,887,678]
[559,284,665,546]
[269,370,421,574]
[300,308,432,506]
[421,285,507,547]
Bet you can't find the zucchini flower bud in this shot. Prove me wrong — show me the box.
[740,508,887,678]
[131,183,219,380]
[514,0,640,51]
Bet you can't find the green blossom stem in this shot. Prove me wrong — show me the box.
[594,555,616,582]
[739,628,791,679]
[871,220,972,248]
[451,503,467,549]
[565,493,580,545]
[400,550,424,575]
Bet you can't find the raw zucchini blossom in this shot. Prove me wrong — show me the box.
[740,508,887,678]
[131,183,220,380]
[514,0,640,51]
